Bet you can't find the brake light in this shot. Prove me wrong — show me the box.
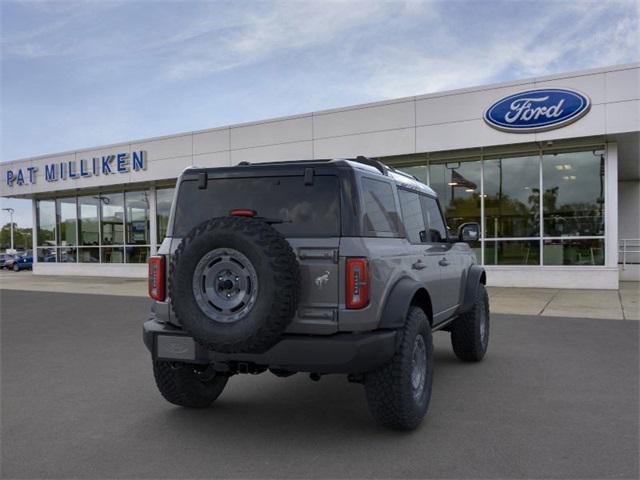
[148,256,166,301]
[229,209,257,217]
[346,258,369,309]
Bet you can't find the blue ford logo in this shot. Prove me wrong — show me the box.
[484,88,591,133]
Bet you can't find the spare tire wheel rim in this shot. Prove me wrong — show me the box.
[192,247,259,323]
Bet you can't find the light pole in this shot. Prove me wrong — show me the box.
[2,207,15,251]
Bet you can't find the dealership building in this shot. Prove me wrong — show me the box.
[1,63,638,289]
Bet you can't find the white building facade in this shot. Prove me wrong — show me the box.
[1,63,639,289]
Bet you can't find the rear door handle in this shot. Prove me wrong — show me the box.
[438,258,450,267]
[412,260,427,270]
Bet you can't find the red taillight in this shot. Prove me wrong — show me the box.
[229,209,257,217]
[346,258,369,309]
[148,256,166,301]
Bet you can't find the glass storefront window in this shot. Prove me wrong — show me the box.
[125,191,150,245]
[56,197,77,246]
[429,160,481,233]
[543,239,604,265]
[36,246,56,262]
[78,247,100,263]
[126,246,149,263]
[484,240,540,266]
[37,200,56,246]
[101,247,124,263]
[100,193,124,245]
[542,150,605,237]
[58,247,77,263]
[78,196,100,246]
[484,155,540,238]
[156,187,175,242]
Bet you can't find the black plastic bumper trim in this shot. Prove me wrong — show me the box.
[143,319,397,374]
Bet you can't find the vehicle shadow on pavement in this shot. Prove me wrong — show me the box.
[144,344,481,436]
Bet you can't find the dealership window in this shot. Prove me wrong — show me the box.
[542,150,605,238]
[36,200,56,247]
[77,195,100,263]
[56,197,77,263]
[543,239,604,266]
[156,187,175,242]
[484,155,540,238]
[35,188,155,265]
[484,240,540,266]
[78,247,99,263]
[125,190,150,263]
[100,193,124,246]
[429,160,481,233]
[397,146,606,266]
[56,197,77,246]
[78,196,100,246]
[428,160,481,255]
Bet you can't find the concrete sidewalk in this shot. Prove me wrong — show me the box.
[1,270,638,320]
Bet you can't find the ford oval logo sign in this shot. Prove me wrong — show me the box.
[484,88,591,133]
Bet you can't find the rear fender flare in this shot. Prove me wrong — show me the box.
[378,277,432,329]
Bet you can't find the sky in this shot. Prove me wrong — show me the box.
[1,0,639,227]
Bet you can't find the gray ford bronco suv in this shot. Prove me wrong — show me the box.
[143,157,489,430]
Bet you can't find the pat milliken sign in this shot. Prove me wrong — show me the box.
[484,88,591,133]
[5,150,147,187]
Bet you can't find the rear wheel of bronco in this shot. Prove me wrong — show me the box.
[153,361,228,408]
[170,216,300,354]
[450,283,489,362]
[364,307,433,430]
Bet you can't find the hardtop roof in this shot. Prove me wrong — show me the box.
[184,157,437,197]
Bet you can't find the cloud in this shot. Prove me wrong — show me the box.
[163,1,401,80]
[1,0,638,165]
[349,0,639,100]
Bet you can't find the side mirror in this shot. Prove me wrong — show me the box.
[458,222,480,243]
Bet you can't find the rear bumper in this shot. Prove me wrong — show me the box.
[143,319,397,374]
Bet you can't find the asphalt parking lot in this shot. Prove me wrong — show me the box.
[1,289,638,479]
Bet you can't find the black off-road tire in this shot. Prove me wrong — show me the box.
[170,216,300,354]
[153,361,228,408]
[450,283,490,362]
[364,307,433,430]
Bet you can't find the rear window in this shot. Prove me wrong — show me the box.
[173,175,341,237]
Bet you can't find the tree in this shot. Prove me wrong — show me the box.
[0,223,32,251]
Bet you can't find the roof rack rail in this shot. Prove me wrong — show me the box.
[353,156,387,175]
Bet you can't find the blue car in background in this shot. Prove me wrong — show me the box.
[13,253,33,272]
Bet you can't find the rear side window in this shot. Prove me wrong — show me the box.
[398,189,427,243]
[361,177,402,236]
[420,196,448,242]
[173,175,340,237]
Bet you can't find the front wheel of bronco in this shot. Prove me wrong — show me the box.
[364,306,433,430]
[153,361,228,408]
[450,283,490,362]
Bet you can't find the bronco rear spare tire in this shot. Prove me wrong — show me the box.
[170,216,300,353]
